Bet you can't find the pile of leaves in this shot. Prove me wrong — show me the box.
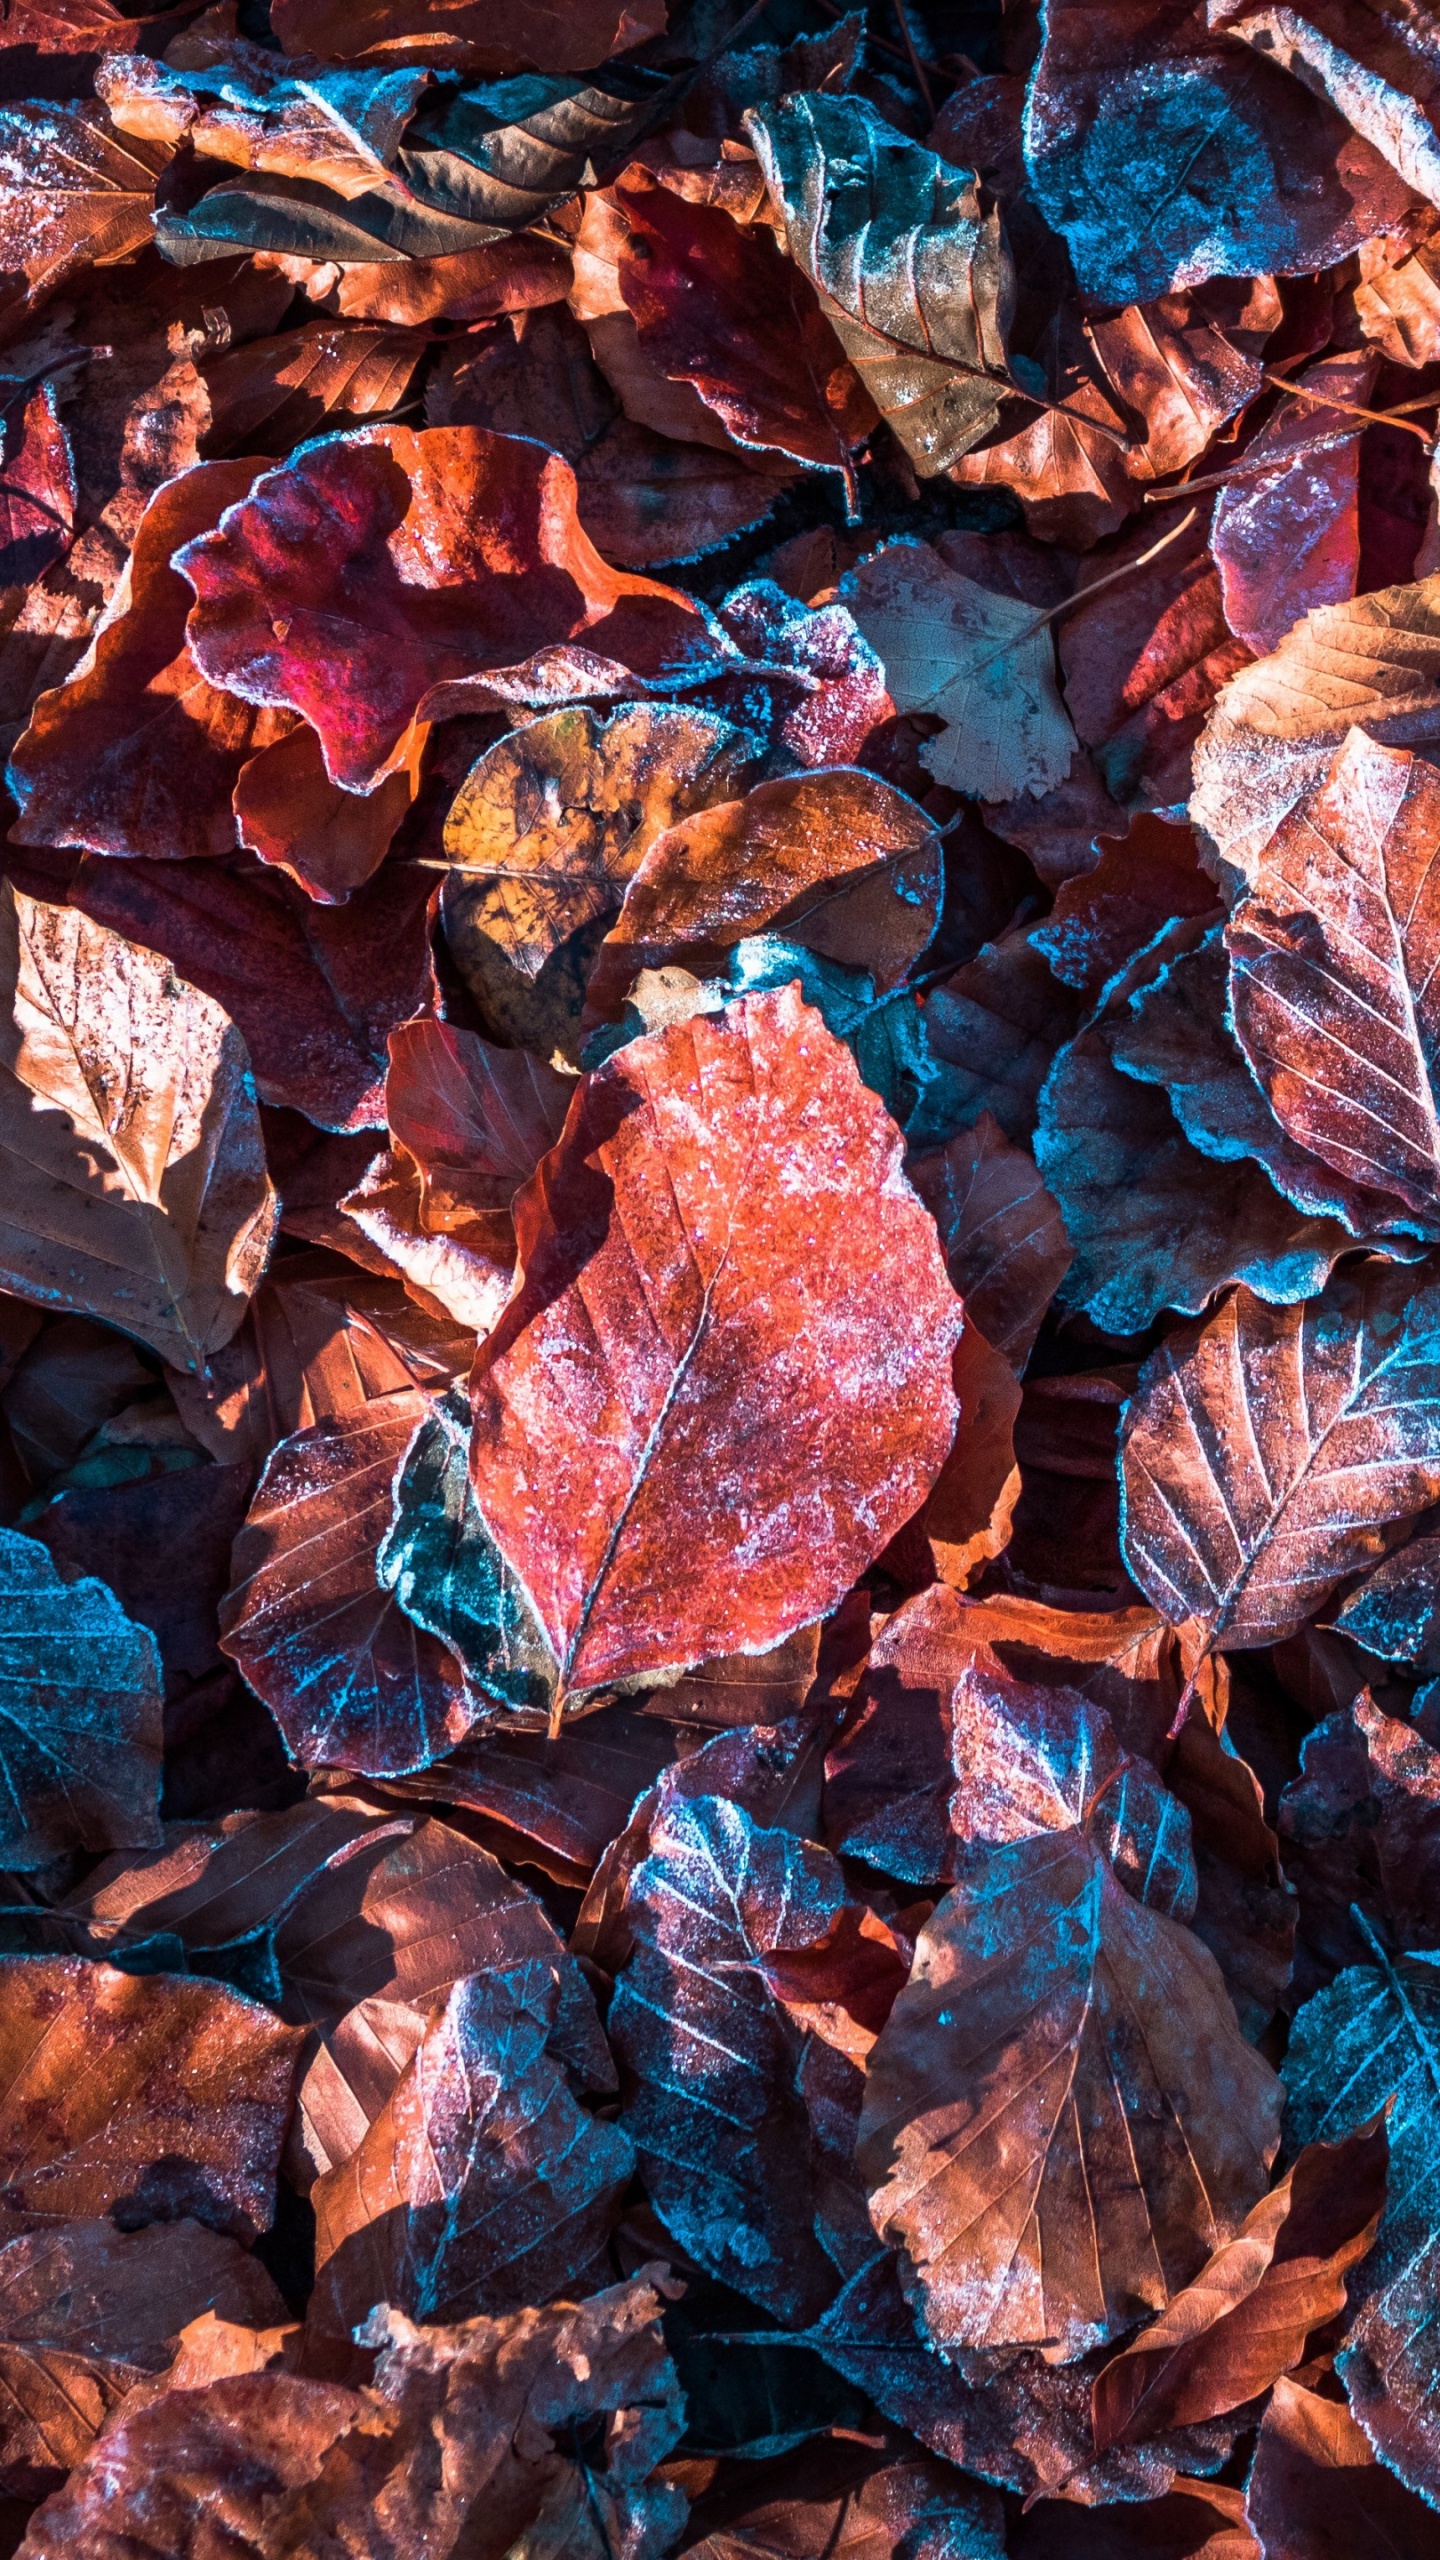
[11,0,1440,2550]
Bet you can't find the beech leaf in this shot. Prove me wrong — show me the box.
[469,985,963,1698]
[0,1955,301,2242]
[746,92,1016,476]
[1120,1261,1440,1652]
[842,541,1077,803]
[1285,1950,1440,2507]
[857,1826,1282,2361]
[0,886,276,1370]
[0,1525,161,1869]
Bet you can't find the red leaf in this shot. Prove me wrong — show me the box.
[176,424,702,794]
[469,986,963,1697]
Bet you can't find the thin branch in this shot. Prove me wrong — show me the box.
[891,0,935,117]
[968,506,1200,677]
[1142,427,1356,503]
[1261,365,1435,446]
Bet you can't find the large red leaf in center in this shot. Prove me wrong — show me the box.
[468,985,963,1697]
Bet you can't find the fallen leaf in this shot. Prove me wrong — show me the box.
[0,885,277,1369]
[584,766,941,1025]
[468,986,963,1699]
[69,849,435,1132]
[1190,571,1440,882]
[746,91,1015,476]
[1243,2372,1437,2559]
[176,422,702,794]
[8,459,283,865]
[440,699,757,981]
[218,1387,487,1775]
[1212,353,1377,655]
[383,1015,573,1229]
[233,716,425,905]
[1283,1945,1440,2505]
[824,1592,1195,1909]
[269,0,667,74]
[857,1825,1282,2359]
[1226,729,1440,1230]
[0,102,170,321]
[0,2218,285,2498]
[1120,1261,1440,1651]
[0,1524,161,1867]
[613,168,874,509]
[1091,2119,1387,2447]
[1024,0,1412,305]
[608,1789,907,2321]
[311,1957,633,2332]
[679,2438,1007,2560]
[843,541,1077,803]
[0,1954,301,2241]
[907,1113,1072,1373]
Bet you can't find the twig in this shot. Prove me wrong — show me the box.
[891,0,935,116]
[968,506,1200,677]
[1142,428,1357,503]
[1262,365,1435,446]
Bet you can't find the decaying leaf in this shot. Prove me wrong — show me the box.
[747,91,1016,476]
[857,1826,1282,2360]
[0,886,276,1370]
[843,541,1077,803]
[0,1955,301,2241]
[440,700,757,981]
[1120,1261,1440,1652]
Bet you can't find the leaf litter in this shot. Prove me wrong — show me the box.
[5,0,1440,2552]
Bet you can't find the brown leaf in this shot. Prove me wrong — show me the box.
[337,1147,515,1334]
[233,717,426,905]
[1212,353,1376,656]
[0,103,168,321]
[9,459,285,865]
[1030,818,1220,1001]
[383,1016,573,1230]
[612,169,874,510]
[1058,501,1253,817]
[0,885,276,1370]
[440,698,756,986]
[20,2272,685,2560]
[908,1112,1072,1372]
[1092,2120,1387,2447]
[857,1826,1282,2359]
[1190,570,1440,880]
[1120,1263,1440,1652]
[1226,729,1440,1230]
[311,1959,632,2333]
[218,1387,483,1775]
[201,319,425,455]
[1243,2373,1437,2559]
[69,849,435,1134]
[0,1955,301,2240]
[468,986,963,1698]
[880,1313,1021,1590]
[825,1587,1194,1910]
[0,2218,285,2498]
[584,766,941,1026]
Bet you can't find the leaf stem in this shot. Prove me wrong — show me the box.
[1261,366,1436,447]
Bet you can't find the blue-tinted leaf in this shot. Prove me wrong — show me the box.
[1286,1953,1440,2509]
[378,1388,558,1723]
[0,1526,162,1870]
